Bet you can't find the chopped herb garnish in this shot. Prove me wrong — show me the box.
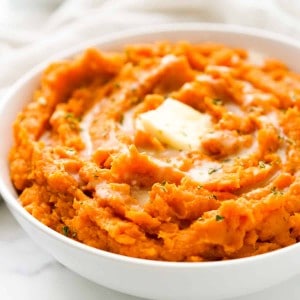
[280,108,287,113]
[65,112,81,131]
[215,215,224,222]
[119,114,124,124]
[197,184,203,190]
[209,194,218,200]
[69,123,77,130]
[65,112,81,121]
[181,131,188,137]
[160,185,167,192]
[101,130,109,138]
[278,134,284,141]
[285,138,295,145]
[271,186,283,196]
[62,226,70,236]
[65,113,74,119]
[258,161,266,168]
[212,98,223,106]
[222,158,231,163]
[114,82,121,89]
[272,158,281,166]
[158,181,168,192]
[208,167,219,175]
[131,97,141,105]
[66,148,75,152]
[130,86,137,93]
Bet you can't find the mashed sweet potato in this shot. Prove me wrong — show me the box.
[9,41,300,261]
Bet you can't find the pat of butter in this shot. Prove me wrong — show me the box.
[137,98,212,150]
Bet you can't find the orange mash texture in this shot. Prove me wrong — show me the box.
[9,42,300,261]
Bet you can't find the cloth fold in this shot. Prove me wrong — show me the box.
[0,0,299,96]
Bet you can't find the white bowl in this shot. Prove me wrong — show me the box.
[1,23,300,300]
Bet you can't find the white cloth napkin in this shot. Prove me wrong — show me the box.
[0,0,299,97]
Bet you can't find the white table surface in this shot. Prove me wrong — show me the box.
[0,200,300,300]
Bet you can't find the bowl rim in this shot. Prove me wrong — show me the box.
[1,22,300,269]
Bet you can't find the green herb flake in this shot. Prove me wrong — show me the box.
[271,186,283,196]
[197,184,203,190]
[209,194,218,200]
[285,138,295,145]
[101,130,109,138]
[66,148,76,155]
[65,112,81,121]
[131,97,141,105]
[222,158,231,163]
[160,185,167,192]
[160,181,168,192]
[65,112,82,131]
[215,215,224,222]
[212,98,223,106]
[271,186,278,195]
[131,86,137,93]
[280,108,287,114]
[208,168,219,175]
[239,161,245,167]
[119,114,124,124]
[62,226,70,236]
[114,82,121,89]
[278,134,284,141]
[65,112,74,119]
[258,161,266,168]
[181,131,188,137]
